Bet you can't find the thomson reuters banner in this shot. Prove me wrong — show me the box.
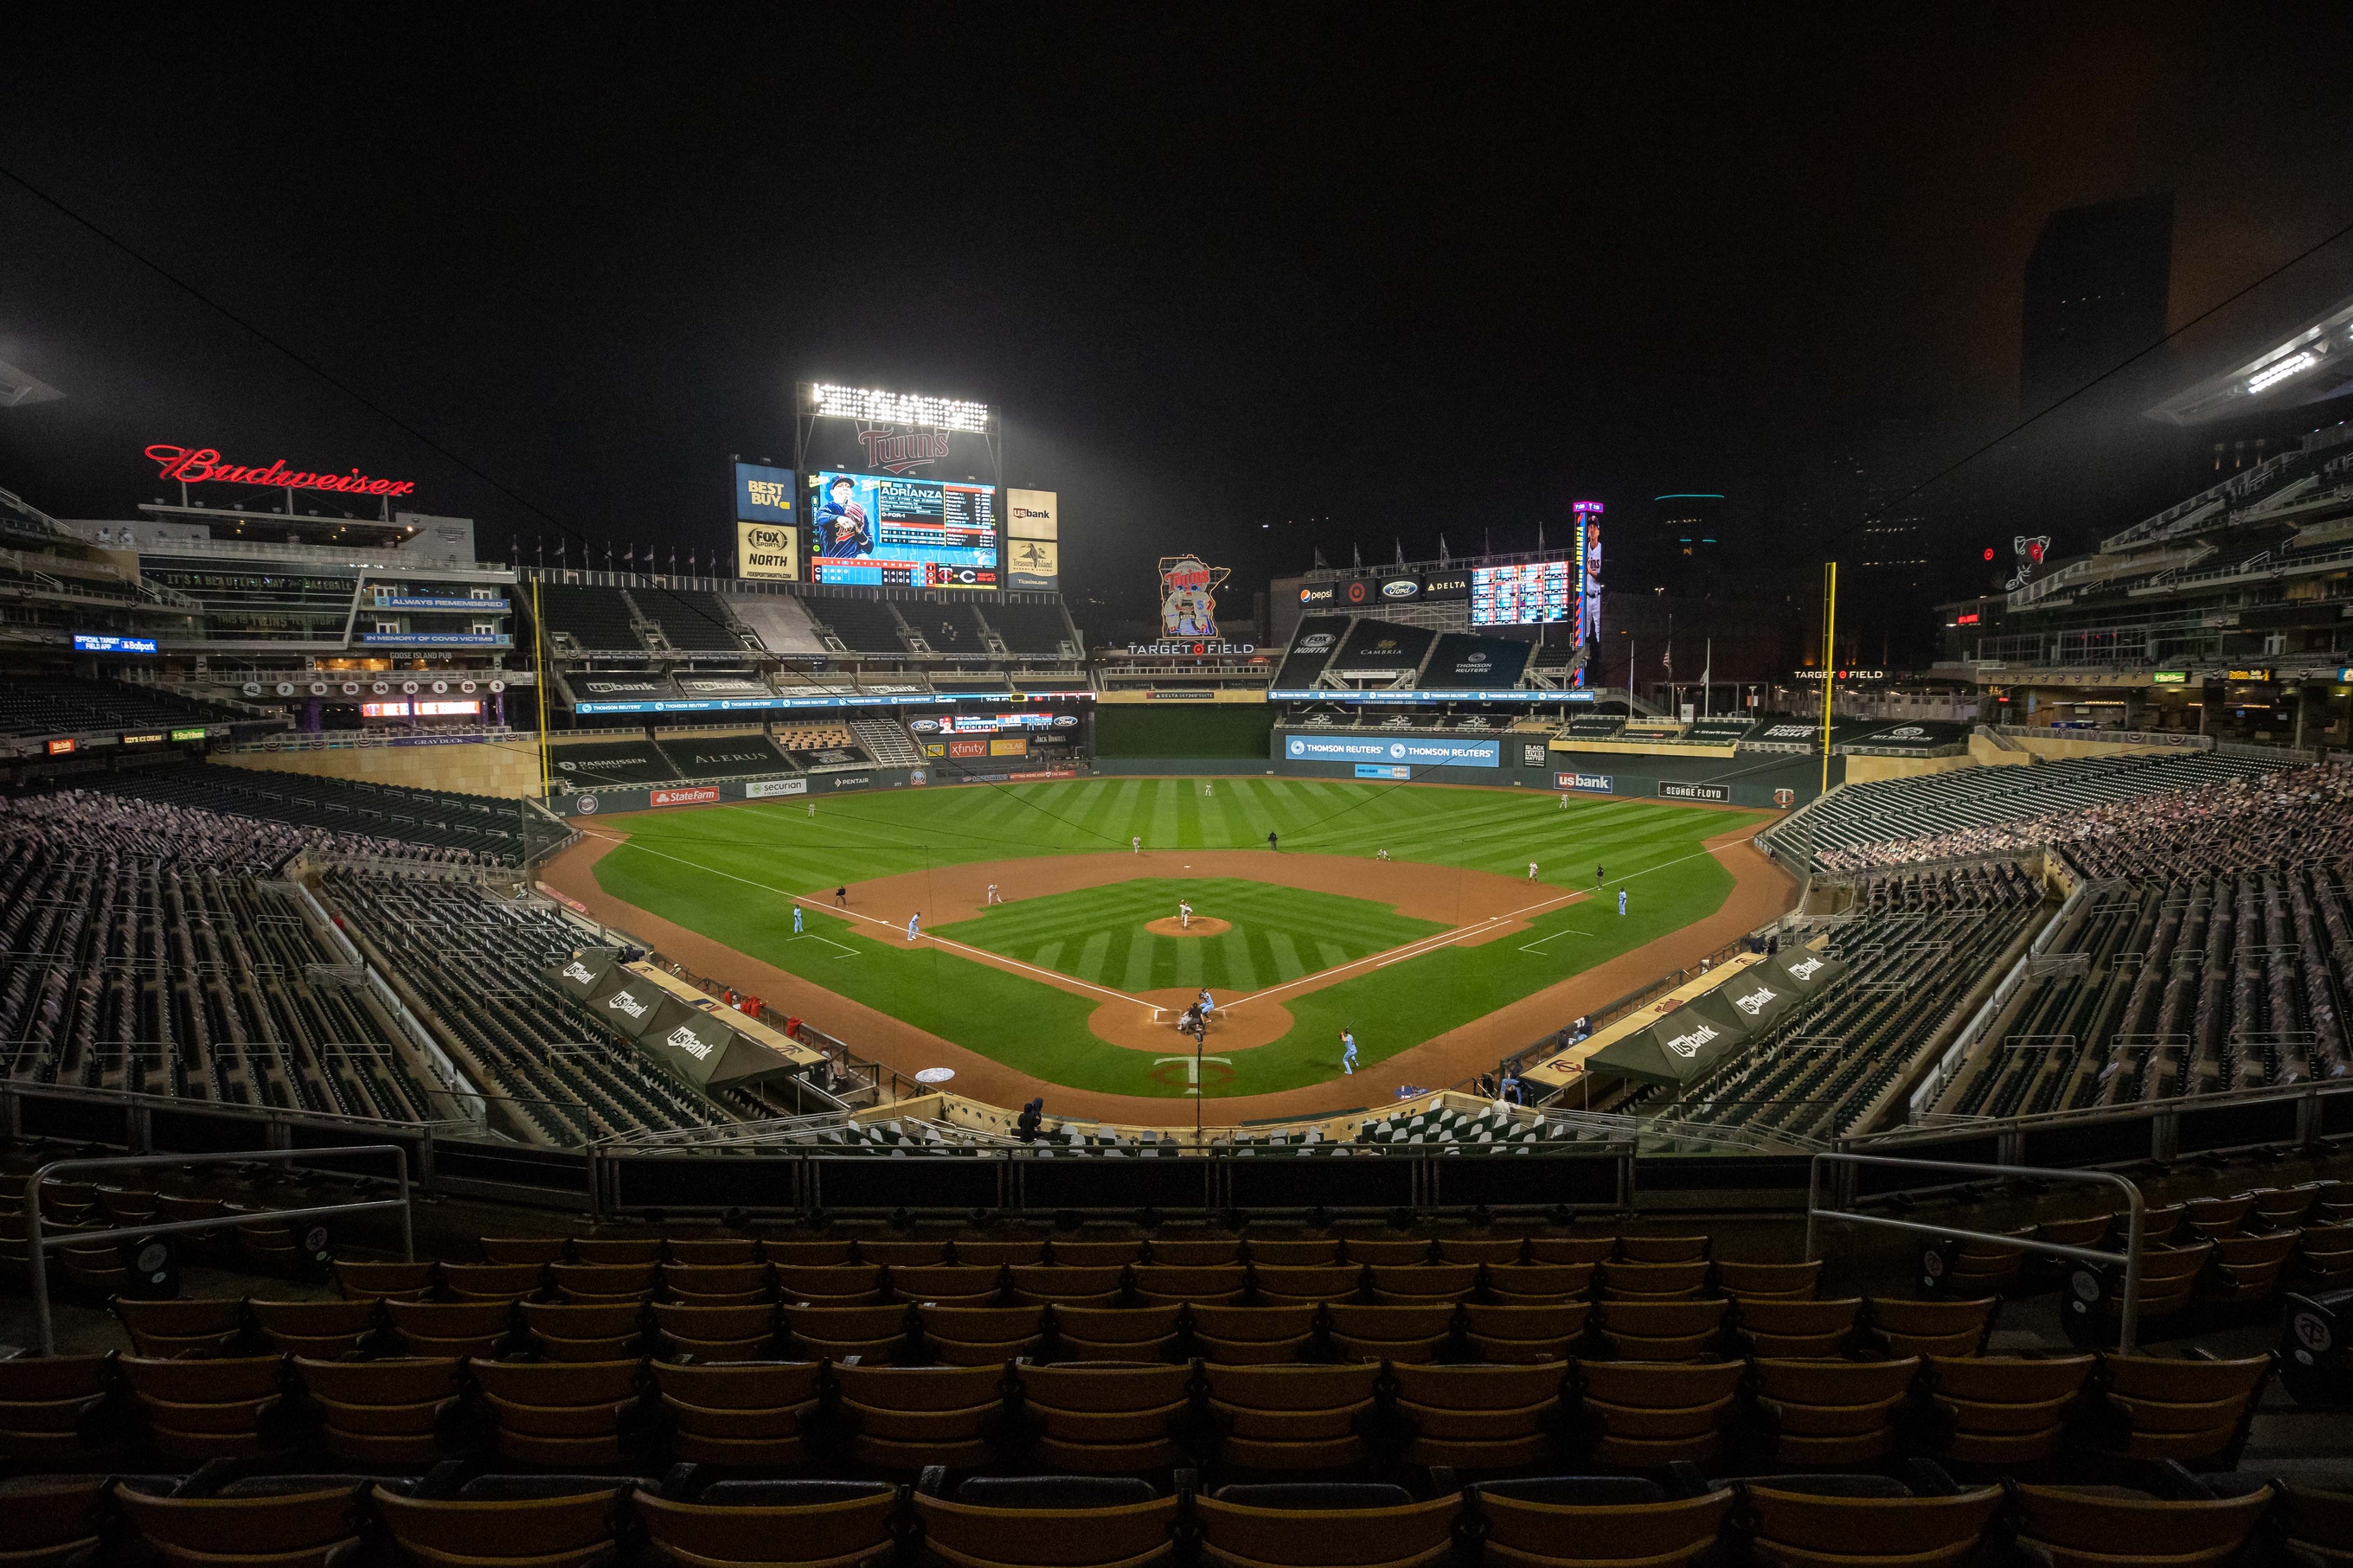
[1007,489,1058,588]
[735,521,800,581]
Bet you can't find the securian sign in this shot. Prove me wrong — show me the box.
[144,445,416,497]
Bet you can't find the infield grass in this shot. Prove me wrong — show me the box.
[587,777,1766,1098]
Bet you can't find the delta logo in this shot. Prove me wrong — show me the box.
[1729,984,1779,1017]
[666,1026,715,1061]
[1663,1021,1721,1059]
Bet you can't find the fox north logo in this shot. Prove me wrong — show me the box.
[1662,1021,1721,1059]
[1298,633,1337,652]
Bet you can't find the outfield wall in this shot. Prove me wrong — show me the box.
[1268,729,1837,809]
[1096,703,1273,758]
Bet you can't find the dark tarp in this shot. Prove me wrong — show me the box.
[545,948,619,1001]
[1711,962,1805,1034]
[1586,987,1754,1086]
[1768,947,1849,995]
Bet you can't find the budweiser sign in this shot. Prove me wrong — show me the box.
[145,444,417,498]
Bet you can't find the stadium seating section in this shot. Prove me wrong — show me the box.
[535,586,644,652]
[987,600,1080,656]
[657,734,792,780]
[723,592,830,656]
[629,586,746,652]
[548,739,680,787]
[810,598,910,653]
[0,676,242,740]
[1275,617,1350,687]
[910,600,990,653]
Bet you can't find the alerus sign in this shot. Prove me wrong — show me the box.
[145,444,417,498]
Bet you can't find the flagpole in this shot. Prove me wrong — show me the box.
[1820,563,1838,800]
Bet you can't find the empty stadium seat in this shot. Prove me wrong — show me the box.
[1577,1360,1744,1468]
[1476,1475,1734,1568]
[653,1359,821,1468]
[296,1354,463,1469]
[120,1355,290,1463]
[374,1474,636,1568]
[2010,1479,2274,1568]
[116,1472,373,1568]
[1739,1474,2004,1568]
[1920,1354,2094,1469]
[1202,1363,1382,1471]
[1021,1362,1193,1472]
[915,1475,1183,1568]
[1749,1357,1920,1466]
[469,1358,645,1469]
[636,1476,899,1568]
[837,1362,1007,1469]
[1196,1485,1459,1568]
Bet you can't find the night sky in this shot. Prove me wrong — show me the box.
[5,6,2352,647]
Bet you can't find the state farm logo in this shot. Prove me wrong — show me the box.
[1730,985,1779,1017]
[606,991,651,1020]
[666,1026,715,1061]
[1663,1021,1721,1059]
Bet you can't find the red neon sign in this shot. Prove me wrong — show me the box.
[144,445,415,498]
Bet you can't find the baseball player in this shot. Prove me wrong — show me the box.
[1178,899,1193,930]
[807,803,816,817]
[835,886,848,907]
[1596,864,1605,886]
[1527,861,1539,881]
[906,912,921,942]
[1199,988,1214,1019]
[1340,1028,1358,1075]
[1618,888,1628,917]
[1132,835,1141,854]
[986,883,1002,906]
[792,906,804,935]
[1559,792,1569,809]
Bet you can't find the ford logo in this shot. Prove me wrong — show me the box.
[1381,579,1418,598]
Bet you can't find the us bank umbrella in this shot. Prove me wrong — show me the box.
[1584,988,1754,1088]
[542,948,619,1002]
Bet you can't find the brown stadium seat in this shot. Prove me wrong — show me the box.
[1196,1486,1460,1568]
[1485,1263,1594,1304]
[1023,1362,1194,1472]
[1342,1237,1436,1267]
[375,1475,634,1568]
[892,1264,1005,1305]
[785,1303,914,1362]
[441,1261,548,1302]
[1253,1264,1364,1304]
[114,1296,247,1357]
[53,1231,131,1298]
[1057,1303,1183,1361]
[0,1473,111,1565]
[663,1261,773,1305]
[2010,1481,2274,1568]
[0,1353,125,1469]
[479,1236,569,1264]
[1864,1296,1995,1359]
[333,1258,435,1301]
[469,1357,644,1469]
[837,1362,1009,1469]
[916,1475,1183,1568]
[1477,1475,1735,1568]
[1594,1297,1727,1361]
[1464,1302,1588,1363]
[1392,1360,1568,1468]
[120,1354,289,1463]
[2094,1351,2271,1464]
[1598,1260,1711,1300]
[1134,1265,1247,1305]
[523,1299,649,1360]
[1528,1235,1620,1266]
[1920,1354,2094,1468]
[777,1264,888,1305]
[116,1472,372,1567]
[571,1236,664,1265]
[765,1238,857,1268]
[2283,1481,2353,1566]
[1011,1265,1126,1306]
[1731,1297,1860,1359]
[860,1238,949,1267]
[1192,1303,1318,1363]
[656,1302,779,1360]
[250,1296,380,1359]
[1368,1264,1478,1304]
[2299,1221,2353,1290]
[1202,1362,1383,1471]
[2183,1194,2255,1239]
[1437,1237,1527,1266]
[1740,1475,2005,1568]
[388,1298,517,1360]
[548,1261,658,1303]
[2080,1244,2211,1338]
[2036,1212,2114,1251]
[667,1236,761,1266]
[1149,1238,1243,1266]
[1748,1356,1920,1466]
[1049,1239,1145,1268]
[924,1305,1047,1363]
[1578,1359,1745,1468]
[634,1478,900,1568]
[1329,1303,1457,1363]
[1252,1238,1344,1266]
[956,1238,1048,1267]
[1618,1235,1709,1264]
[652,1359,821,1468]
[2202,1228,2301,1308]
[1714,1258,1821,1302]
[296,1354,463,1469]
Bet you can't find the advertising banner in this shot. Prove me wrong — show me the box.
[1285,735,1500,768]
[949,739,988,758]
[1657,779,1732,803]
[806,470,997,589]
[1556,771,1615,793]
[734,462,797,523]
[988,737,1029,758]
[1587,989,1753,1086]
[543,949,619,1002]
[743,777,809,798]
[1007,536,1059,589]
[736,520,801,581]
[1420,571,1471,601]
[1297,582,1337,605]
[1355,763,1410,779]
[651,785,721,808]
[1007,489,1059,589]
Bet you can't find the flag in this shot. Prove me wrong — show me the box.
[1439,534,1450,565]
[1312,546,1329,568]
[1352,541,1362,568]
[1394,539,1406,566]
[1662,615,1673,679]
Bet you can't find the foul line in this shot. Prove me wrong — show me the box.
[785,933,860,958]
[574,827,1151,1008]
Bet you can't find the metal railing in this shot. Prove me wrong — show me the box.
[1802,1151,2147,1350]
[22,1143,414,1356]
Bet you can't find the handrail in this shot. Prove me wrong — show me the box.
[1802,1151,2145,1350]
[23,1143,414,1356]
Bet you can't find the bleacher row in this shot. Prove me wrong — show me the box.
[535,586,1080,658]
[0,676,242,742]
[549,728,871,788]
[828,1106,1615,1158]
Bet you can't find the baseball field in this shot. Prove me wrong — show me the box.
[567,776,1771,1101]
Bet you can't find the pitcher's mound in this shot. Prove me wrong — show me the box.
[1144,915,1231,938]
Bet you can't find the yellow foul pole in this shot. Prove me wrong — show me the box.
[1819,561,1837,799]
[532,577,551,802]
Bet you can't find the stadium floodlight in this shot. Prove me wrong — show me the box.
[2246,349,2318,394]
[806,382,991,432]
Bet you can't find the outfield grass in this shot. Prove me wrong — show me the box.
[937,877,1447,995]
[587,777,1766,1099]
